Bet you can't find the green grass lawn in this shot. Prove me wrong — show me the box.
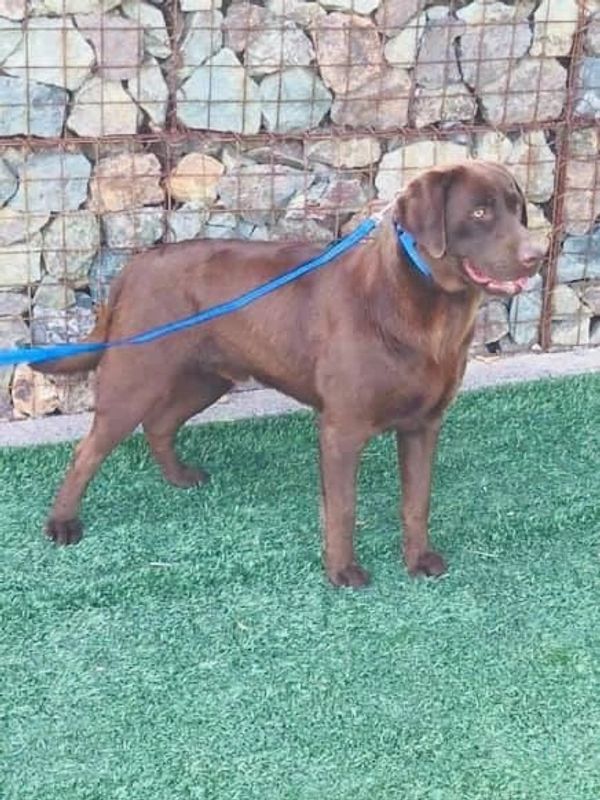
[1,374,599,800]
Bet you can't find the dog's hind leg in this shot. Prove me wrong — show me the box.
[142,372,232,488]
[46,399,147,545]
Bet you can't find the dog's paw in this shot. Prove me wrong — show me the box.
[45,518,84,546]
[166,465,209,489]
[327,563,371,589]
[407,550,447,578]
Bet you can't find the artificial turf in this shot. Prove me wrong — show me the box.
[1,374,599,800]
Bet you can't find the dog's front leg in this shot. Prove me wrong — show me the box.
[319,420,369,588]
[397,422,448,577]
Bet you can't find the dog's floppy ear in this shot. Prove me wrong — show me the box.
[394,168,453,260]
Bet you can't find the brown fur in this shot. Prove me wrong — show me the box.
[36,162,544,587]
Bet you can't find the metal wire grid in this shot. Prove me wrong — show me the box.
[0,1,598,417]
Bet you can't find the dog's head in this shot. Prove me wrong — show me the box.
[394,160,545,295]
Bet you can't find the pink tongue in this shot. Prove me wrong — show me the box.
[463,261,528,295]
[485,277,528,295]
[463,262,489,285]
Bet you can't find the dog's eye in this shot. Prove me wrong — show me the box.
[471,207,488,220]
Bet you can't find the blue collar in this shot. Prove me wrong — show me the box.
[394,222,432,280]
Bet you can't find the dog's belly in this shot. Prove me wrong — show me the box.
[198,333,322,408]
[253,372,323,409]
[209,361,322,409]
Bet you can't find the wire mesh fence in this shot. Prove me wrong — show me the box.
[0,0,598,418]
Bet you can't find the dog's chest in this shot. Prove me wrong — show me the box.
[372,352,466,432]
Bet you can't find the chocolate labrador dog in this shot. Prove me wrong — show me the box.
[35,161,544,587]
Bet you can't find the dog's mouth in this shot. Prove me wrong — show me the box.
[462,260,529,296]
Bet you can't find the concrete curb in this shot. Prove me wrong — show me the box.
[0,349,598,448]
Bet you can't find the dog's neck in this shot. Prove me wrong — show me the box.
[371,213,479,298]
[360,216,482,362]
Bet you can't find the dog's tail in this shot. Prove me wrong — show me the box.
[32,303,111,374]
[33,276,123,375]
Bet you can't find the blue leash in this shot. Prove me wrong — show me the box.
[0,218,430,368]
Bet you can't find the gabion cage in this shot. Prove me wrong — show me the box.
[0,0,598,419]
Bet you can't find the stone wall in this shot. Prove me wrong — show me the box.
[0,0,599,419]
